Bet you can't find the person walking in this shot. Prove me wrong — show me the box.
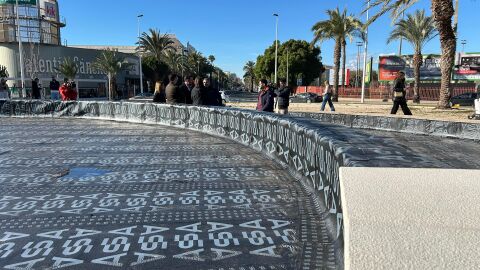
[165,74,185,104]
[320,81,335,112]
[152,79,166,103]
[256,79,276,112]
[32,78,41,99]
[0,78,9,99]
[390,71,412,115]
[191,77,206,105]
[276,78,290,114]
[204,78,222,106]
[49,76,60,100]
[180,75,194,104]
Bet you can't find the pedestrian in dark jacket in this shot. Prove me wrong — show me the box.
[180,75,194,104]
[153,80,166,103]
[165,74,185,104]
[256,79,276,112]
[203,78,223,106]
[276,78,290,114]
[32,78,41,99]
[390,71,412,115]
[191,77,205,105]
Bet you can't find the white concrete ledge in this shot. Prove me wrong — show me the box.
[340,167,480,270]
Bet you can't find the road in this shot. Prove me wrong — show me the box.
[0,118,339,270]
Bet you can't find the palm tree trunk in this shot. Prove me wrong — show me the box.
[336,39,347,102]
[431,0,456,108]
[251,77,254,92]
[333,39,341,98]
[108,74,112,101]
[413,51,423,103]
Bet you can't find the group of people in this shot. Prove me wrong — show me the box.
[0,76,77,101]
[255,70,412,116]
[153,74,223,106]
[255,78,335,115]
[58,78,78,101]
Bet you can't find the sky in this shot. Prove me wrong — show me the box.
[59,0,479,78]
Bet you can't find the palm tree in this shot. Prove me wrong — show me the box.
[55,58,78,81]
[137,29,175,65]
[164,50,183,74]
[93,49,133,101]
[387,10,437,103]
[366,0,456,108]
[243,61,256,92]
[187,51,204,76]
[312,8,362,101]
[208,55,216,64]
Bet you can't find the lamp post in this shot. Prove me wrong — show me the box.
[361,0,370,103]
[286,49,289,86]
[461,39,467,52]
[273,13,279,85]
[356,41,363,88]
[16,0,25,98]
[137,14,144,95]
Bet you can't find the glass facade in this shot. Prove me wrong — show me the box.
[0,0,64,45]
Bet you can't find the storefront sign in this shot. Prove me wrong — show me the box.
[0,0,37,5]
[44,1,56,18]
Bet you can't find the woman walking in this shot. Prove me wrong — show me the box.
[390,71,412,115]
[321,81,335,111]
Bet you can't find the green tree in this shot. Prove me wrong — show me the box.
[366,0,456,108]
[0,65,9,78]
[387,10,437,103]
[243,61,256,92]
[254,40,323,87]
[93,49,133,100]
[55,58,78,82]
[311,8,362,100]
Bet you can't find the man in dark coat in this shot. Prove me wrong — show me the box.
[32,78,41,99]
[203,78,222,106]
[390,71,412,115]
[275,78,290,114]
[165,74,185,104]
[49,76,60,100]
[191,77,205,105]
[179,75,194,104]
[256,79,276,112]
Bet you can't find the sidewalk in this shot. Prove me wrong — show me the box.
[229,99,476,123]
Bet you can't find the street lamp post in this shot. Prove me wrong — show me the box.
[361,0,370,103]
[137,14,144,95]
[16,0,25,98]
[461,39,467,52]
[273,13,279,85]
[356,42,363,88]
[286,49,289,86]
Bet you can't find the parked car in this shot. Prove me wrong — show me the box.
[128,92,153,100]
[290,92,323,103]
[219,90,230,104]
[449,92,478,107]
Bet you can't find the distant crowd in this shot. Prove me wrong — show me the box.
[153,74,223,106]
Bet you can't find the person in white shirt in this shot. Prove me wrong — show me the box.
[320,81,335,111]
